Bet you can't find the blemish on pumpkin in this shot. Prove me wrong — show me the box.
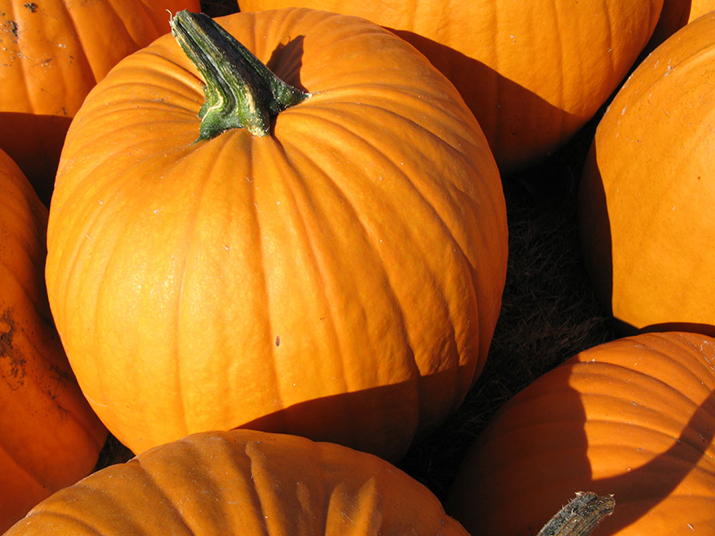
[8,20,18,38]
[275,336,280,347]
[24,3,37,12]
[0,309,26,389]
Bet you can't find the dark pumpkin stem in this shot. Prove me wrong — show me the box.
[169,10,310,140]
[537,492,615,536]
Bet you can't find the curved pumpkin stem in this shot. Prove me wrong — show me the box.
[170,10,310,140]
[537,492,615,536]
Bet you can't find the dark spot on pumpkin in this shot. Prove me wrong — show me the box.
[275,335,280,347]
[24,3,37,12]
[9,20,18,38]
[0,309,26,389]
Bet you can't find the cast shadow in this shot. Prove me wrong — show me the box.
[448,358,715,535]
[0,111,72,207]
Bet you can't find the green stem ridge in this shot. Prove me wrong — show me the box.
[169,10,310,140]
[537,492,615,536]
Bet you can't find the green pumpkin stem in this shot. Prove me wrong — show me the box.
[169,10,310,140]
[537,492,615,536]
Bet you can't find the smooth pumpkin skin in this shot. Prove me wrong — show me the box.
[45,9,508,460]
[0,0,202,204]
[0,148,108,533]
[579,13,715,335]
[238,0,663,174]
[448,332,715,535]
[6,429,469,536]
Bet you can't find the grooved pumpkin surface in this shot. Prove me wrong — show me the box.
[6,429,469,535]
[0,0,201,202]
[238,0,664,174]
[448,332,715,535]
[45,8,508,460]
[0,148,107,533]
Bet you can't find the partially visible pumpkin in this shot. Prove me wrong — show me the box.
[448,331,715,535]
[579,13,715,336]
[0,148,107,533]
[6,429,469,535]
[45,9,508,461]
[649,0,715,47]
[0,0,202,204]
[238,0,664,174]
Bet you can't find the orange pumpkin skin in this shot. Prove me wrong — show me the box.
[238,0,663,174]
[45,9,508,460]
[0,148,108,533]
[650,0,715,46]
[0,0,202,204]
[6,429,469,536]
[579,13,715,336]
[448,332,715,535]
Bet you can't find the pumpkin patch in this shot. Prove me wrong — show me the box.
[3,1,715,534]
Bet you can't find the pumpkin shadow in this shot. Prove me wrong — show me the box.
[577,145,715,339]
[265,35,308,94]
[384,28,599,175]
[235,363,477,463]
[0,111,73,207]
[448,356,715,535]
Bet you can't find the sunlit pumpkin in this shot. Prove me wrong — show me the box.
[45,9,508,461]
[238,0,664,174]
[6,429,469,535]
[0,0,201,204]
[0,148,107,533]
[448,331,715,535]
[579,13,715,336]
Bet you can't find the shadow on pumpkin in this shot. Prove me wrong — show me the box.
[0,111,73,207]
[235,363,478,464]
[265,35,308,94]
[448,357,715,535]
[577,145,715,339]
[385,28,595,175]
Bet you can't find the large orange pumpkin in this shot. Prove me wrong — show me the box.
[0,0,202,204]
[6,429,469,535]
[0,148,107,533]
[448,331,715,535]
[579,13,715,336]
[45,9,508,460]
[238,0,664,174]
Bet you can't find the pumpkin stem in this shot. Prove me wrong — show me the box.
[169,10,310,140]
[537,492,615,536]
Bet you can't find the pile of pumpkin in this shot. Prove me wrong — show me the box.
[2,0,714,534]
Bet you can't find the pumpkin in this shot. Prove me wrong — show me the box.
[578,13,715,336]
[5,429,469,535]
[237,0,664,174]
[0,0,202,204]
[649,0,715,46]
[44,9,508,460]
[447,331,715,535]
[0,148,108,533]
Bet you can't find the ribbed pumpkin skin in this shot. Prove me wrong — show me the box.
[238,0,663,174]
[0,0,201,203]
[579,14,715,336]
[0,149,108,533]
[448,332,715,535]
[6,429,468,536]
[45,9,508,460]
